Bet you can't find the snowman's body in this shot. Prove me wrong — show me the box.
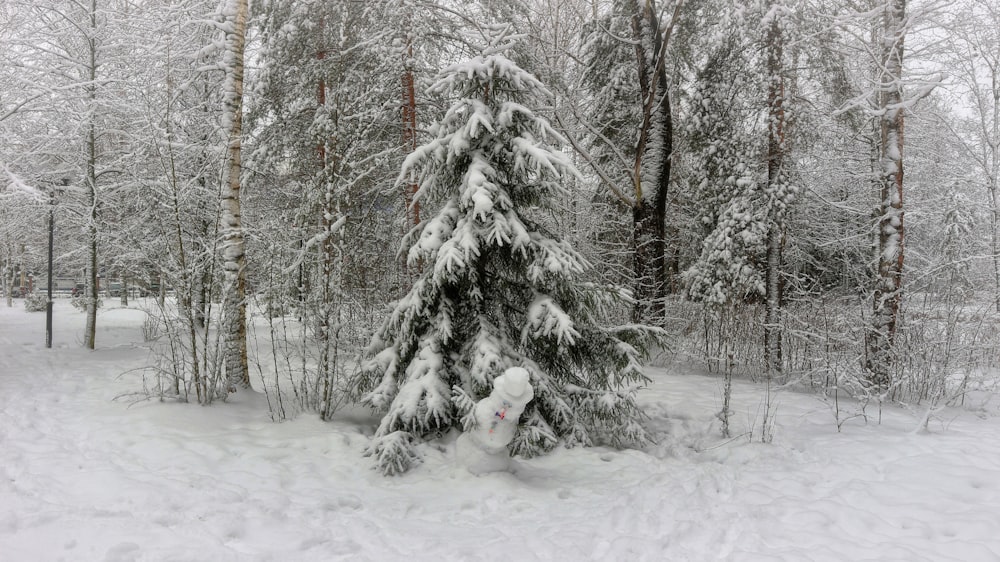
[455,367,534,474]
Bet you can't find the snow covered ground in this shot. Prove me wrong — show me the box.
[2,301,999,561]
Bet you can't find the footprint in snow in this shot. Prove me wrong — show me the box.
[325,495,363,512]
[103,542,140,562]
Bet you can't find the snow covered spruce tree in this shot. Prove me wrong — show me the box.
[354,28,666,476]
[682,34,766,309]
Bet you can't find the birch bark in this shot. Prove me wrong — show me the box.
[867,0,907,389]
[220,0,249,389]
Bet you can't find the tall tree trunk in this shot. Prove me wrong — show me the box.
[220,0,250,390]
[991,186,1000,313]
[3,258,12,307]
[632,198,665,322]
[317,167,343,420]
[83,0,99,351]
[764,7,786,375]
[991,74,1000,313]
[402,30,420,235]
[314,13,345,419]
[163,59,204,402]
[193,217,210,329]
[988,45,1000,313]
[867,0,906,389]
[629,0,677,324]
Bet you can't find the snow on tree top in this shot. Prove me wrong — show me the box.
[430,54,554,102]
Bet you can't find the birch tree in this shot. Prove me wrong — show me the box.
[866,0,907,388]
[220,0,249,389]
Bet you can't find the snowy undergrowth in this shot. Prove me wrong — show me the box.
[2,301,1000,561]
[245,305,367,421]
[132,295,365,420]
[665,296,1000,416]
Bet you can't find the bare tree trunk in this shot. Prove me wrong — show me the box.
[162,56,205,402]
[172,178,204,402]
[632,187,667,322]
[313,13,345,419]
[991,86,1000,312]
[3,259,11,307]
[220,0,250,390]
[990,53,999,312]
[318,186,343,420]
[991,187,1000,313]
[193,258,208,329]
[629,0,678,324]
[402,30,420,236]
[83,0,99,351]
[764,232,783,374]
[764,8,786,375]
[867,0,907,389]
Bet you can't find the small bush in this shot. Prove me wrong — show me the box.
[142,312,162,342]
[71,296,103,312]
[24,294,48,312]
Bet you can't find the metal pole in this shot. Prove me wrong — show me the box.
[46,189,54,349]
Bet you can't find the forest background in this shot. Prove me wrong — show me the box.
[2,0,999,470]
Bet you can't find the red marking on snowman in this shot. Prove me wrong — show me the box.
[489,401,512,434]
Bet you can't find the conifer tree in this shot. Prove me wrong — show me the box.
[682,35,766,307]
[354,26,665,476]
[682,3,798,334]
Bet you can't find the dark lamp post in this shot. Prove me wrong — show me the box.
[45,178,69,349]
[45,194,54,348]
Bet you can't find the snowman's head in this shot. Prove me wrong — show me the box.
[494,367,533,404]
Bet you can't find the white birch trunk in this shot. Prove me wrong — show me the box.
[868,0,907,388]
[220,0,249,389]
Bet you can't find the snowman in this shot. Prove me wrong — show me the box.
[455,366,534,474]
